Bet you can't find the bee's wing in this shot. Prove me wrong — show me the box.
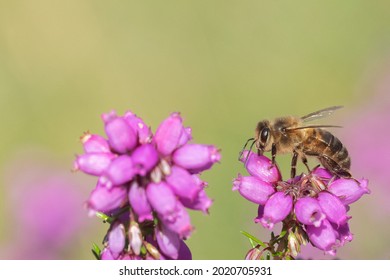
[301,106,343,123]
[286,125,342,132]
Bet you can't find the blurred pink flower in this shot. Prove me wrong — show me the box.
[0,150,86,259]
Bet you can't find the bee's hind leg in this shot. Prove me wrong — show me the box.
[301,154,311,173]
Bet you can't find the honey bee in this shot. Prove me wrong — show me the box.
[240,106,351,178]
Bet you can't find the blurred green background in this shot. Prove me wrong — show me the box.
[1,0,390,259]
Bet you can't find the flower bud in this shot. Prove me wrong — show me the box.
[294,197,325,227]
[260,192,293,229]
[233,174,275,205]
[108,222,126,258]
[240,151,281,183]
[173,144,221,173]
[128,222,142,255]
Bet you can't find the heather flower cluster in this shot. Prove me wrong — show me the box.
[233,151,370,259]
[74,110,220,260]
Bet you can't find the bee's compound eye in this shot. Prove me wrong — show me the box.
[260,128,269,144]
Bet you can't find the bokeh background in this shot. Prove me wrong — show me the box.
[1,0,390,259]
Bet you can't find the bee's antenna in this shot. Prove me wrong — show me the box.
[238,137,255,161]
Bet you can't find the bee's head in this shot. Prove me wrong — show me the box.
[255,120,272,153]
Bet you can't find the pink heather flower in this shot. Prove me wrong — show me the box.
[328,178,370,205]
[232,174,275,205]
[165,165,201,202]
[146,181,178,222]
[103,114,137,154]
[317,192,349,227]
[180,188,213,214]
[2,151,86,260]
[259,192,293,229]
[294,197,325,227]
[87,183,128,214]
[108,222,126,259]
[154,112,186,156]
[239,151,281,183]
[75,110,220,260]
[100,155,136,188]
[306,219,337,255]
[131,144,159,176]
[74,153,115,176]
[81,133,111,153]
[234,150,369,258]
[128,181,153,222]
[172,144,221,173]
[155,223,181,260]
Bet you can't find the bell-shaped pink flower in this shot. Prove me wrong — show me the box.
[104,115,137,154]
[172,144,221,173]
[160,202,192,239]
[328,178,370,205]
[100,155,136,188]
[332,222,353,246]
[260,192,293,229]
[232,174,275,205]
[124,111,152,144]
[294,197,325,227]
[154,112,184,156]
[128,181,153,222]
[239,151,281,183]
[131,144,159,176]
[146,182,178,222]
[87,183,128,214]
[81,133,111,153]
[155,224,181,259]
[317,192,349,227]
[180,188,213,214]
[74,153,115,176]
[165,166,201,202]
[306,219,337,255]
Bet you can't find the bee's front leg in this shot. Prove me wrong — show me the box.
[290,151,298,178]
[271,143,277,166]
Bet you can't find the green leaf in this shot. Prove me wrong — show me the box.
[240,230,267,248]
[91,243,101,260]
